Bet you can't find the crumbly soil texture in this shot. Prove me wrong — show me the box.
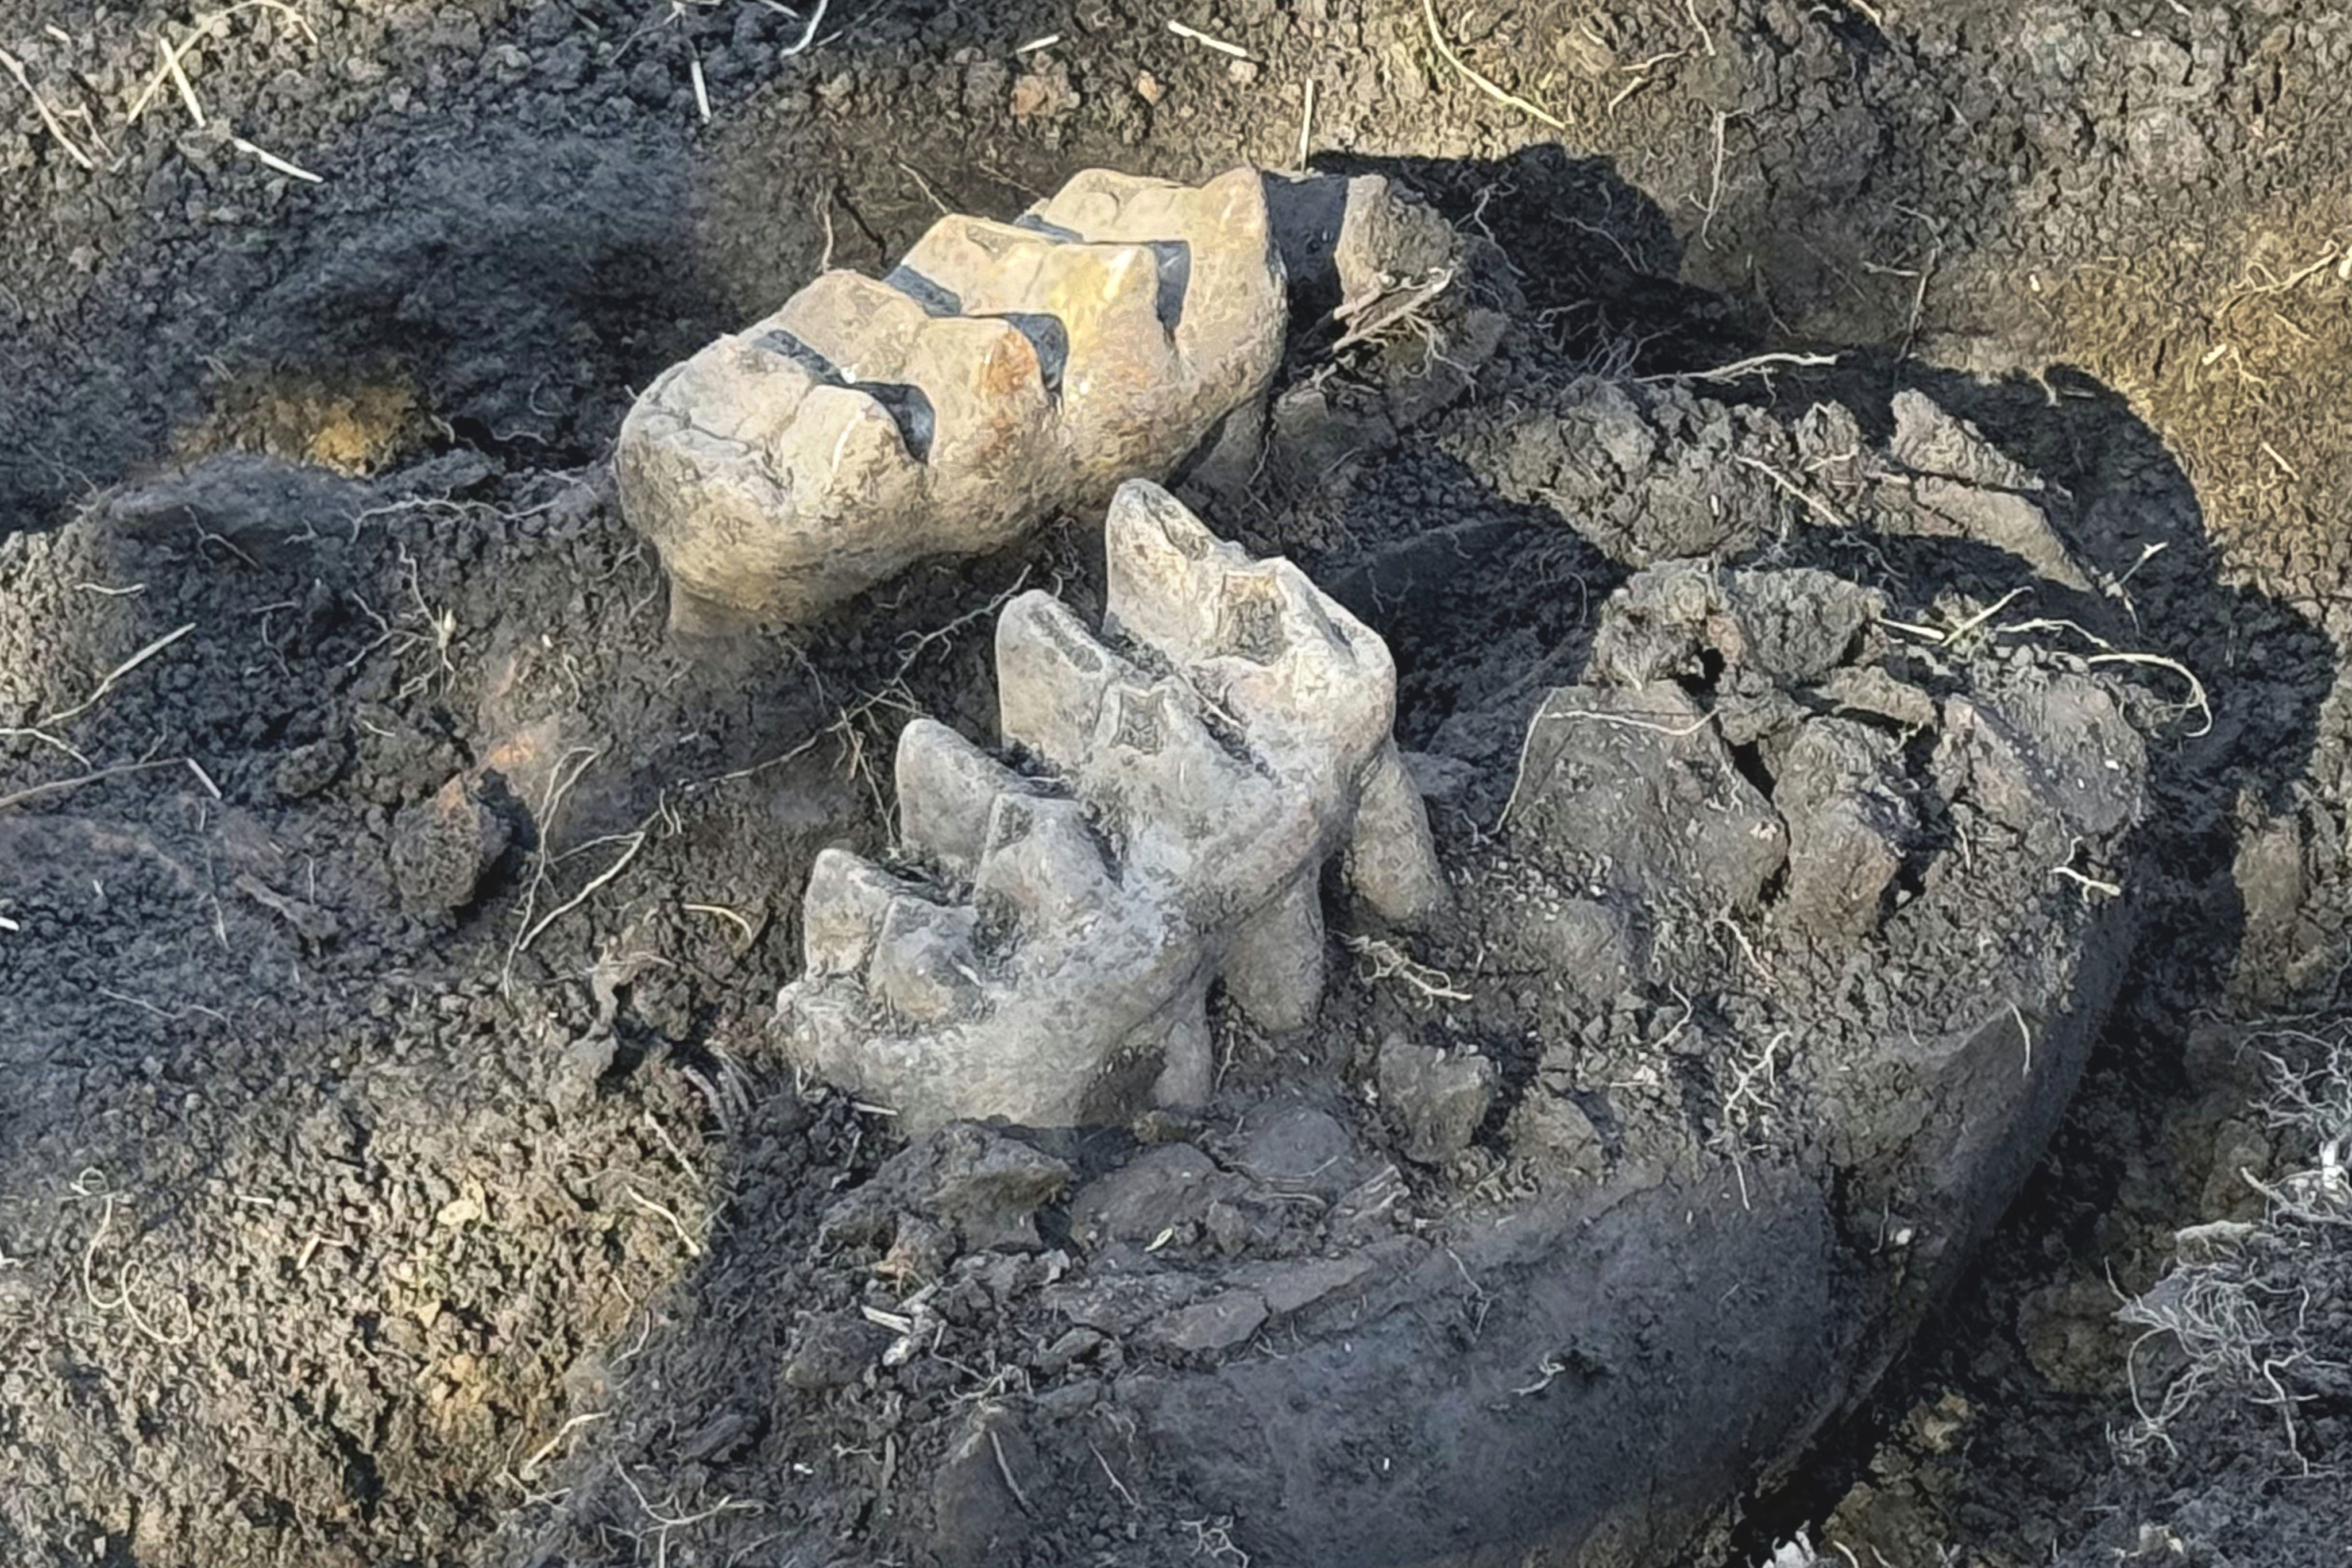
[5,3,2352,1568]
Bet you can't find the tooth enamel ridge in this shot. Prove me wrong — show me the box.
[774,481,1447,1131]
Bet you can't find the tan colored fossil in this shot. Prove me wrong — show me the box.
[616,167,1285,631]
[775,480,1446,1131]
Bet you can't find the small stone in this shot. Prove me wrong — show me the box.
[1070,1145,1242,1246]
[1009,72,1056,117]
[1233,1255,1378,1318]
[930,1407,1034,1567]
[1231,1104,1363,1196]
[1134,70,1165,105]
[781,1310,885,1389]
[1034,1378,1102,1422]
[1142,1288,1268,1354]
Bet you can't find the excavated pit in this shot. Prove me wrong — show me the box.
[2,9,2346,1558]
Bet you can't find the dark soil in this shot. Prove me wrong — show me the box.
[6,2,2352,1567]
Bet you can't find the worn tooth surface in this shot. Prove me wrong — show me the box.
[775,481,1446,1131]
[617,168,1285,631]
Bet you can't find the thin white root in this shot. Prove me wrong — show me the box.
[1419,0,1567,129]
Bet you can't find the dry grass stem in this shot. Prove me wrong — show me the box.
[36,621,196,728]
[0,45,99,171]
[231,134,322,182]
[1167,20,1252,60]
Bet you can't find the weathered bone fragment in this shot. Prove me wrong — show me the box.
[775,480,1445,1131]
[615,168,1285,629]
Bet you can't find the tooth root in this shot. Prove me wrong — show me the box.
[774,270,939,380]
[868,897,986,1027]
[972,794,1115,929]
[1136,987,1214,1114]
[1343,741,1450,930]
[896,719,1026,877]
[997,592,1133,773]
[801,847,905,976]
[1223,876,1326,1033]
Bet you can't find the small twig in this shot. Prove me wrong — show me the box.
[894,159,950,215]
[2084,651,2214,738]
[1650,351,1841,384]
[1890,586,2032,647]
[2010,1001,2033,1078]
[1735,453,1852,529]
[0,756,184,814]
[627,1187,705,1257]
[2051,864,2123,901]
[517,1411,609,1483]
[1697,110,1731,249]
[1684,0,1718,56]
[163,36,206,127]
[690,53,711,121]
[1297,77,1314,167]
[1093,1445,1141,1509]
[682,902,758,944]
[521,829,648,951]
[1419,0,1567,129]
[128,2,321,125]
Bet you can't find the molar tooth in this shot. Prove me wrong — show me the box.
[972,794,1116,930]
[777,482,1446,1130]
[617,170,1282,627]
